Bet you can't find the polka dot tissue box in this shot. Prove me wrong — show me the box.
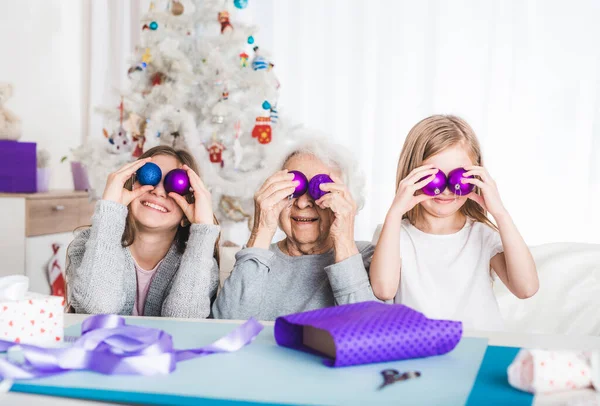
[0,276,64,346]
[274,301,463,367]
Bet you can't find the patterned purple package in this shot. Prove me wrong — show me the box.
[274,301,462,367]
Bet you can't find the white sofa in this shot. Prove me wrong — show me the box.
[494,242,600,336]
[219,243,600,336]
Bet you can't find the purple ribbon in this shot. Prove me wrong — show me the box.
[0,315,263,380]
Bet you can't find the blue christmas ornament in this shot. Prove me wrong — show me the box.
[149,21,158,30]
[262,101,271,110]
[234,0,248,9]
[141,62,147,68]
[252,56,268,70]
[136,162,162,186]
[247,36,254,44]
[270,106,279,124]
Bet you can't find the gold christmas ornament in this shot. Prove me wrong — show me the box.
[171,1,184,16]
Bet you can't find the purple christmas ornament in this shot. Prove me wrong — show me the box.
[420,169,447,196]
[308,174,333,200]
[447,168,474,196]
[164,169,190,196]
[289,170,308,198]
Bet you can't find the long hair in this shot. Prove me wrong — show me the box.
[122,146,220,262]
[396,115,497,231]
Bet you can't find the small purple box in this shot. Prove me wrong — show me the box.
[0,140,37,193]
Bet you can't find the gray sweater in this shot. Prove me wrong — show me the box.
[212,242,377,320]
[66,200,219,318]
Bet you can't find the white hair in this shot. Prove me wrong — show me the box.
[278,135,366,211]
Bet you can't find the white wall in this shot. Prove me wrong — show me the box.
[0,1,85,190]
[252,0,600,246]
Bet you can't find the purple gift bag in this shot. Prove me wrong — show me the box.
[274,301,462,367]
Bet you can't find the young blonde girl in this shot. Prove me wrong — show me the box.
[370,115,538,331]
[66,146,219,318]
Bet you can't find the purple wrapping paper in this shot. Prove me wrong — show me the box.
[274,301,462,367]
[0,140,37,193]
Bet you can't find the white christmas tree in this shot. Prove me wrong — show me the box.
[75,0,293,229]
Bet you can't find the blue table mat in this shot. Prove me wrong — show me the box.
[7,318,530,405]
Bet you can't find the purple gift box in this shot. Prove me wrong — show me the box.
[0,140,37,193]
[274,301,463,367]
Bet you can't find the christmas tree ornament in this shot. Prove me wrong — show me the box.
[270,105,278,124]
[151,72,166,86]
[142,48,152,64]
[308,174,333,200]
[262,100,271,110]
[211,101,227,124]
[251,46,268,70]
[289,170,309,198]
[127,65,143,77]
[149,21,159,30]
[222,90,229,100]
[247,35,255,44]
[164,169,190,195]
[128,115,147,158]
[447,168,475,196]
[218,11,233,33]
[142,23,149,30]
[107,127,133,153]
[136,162,162,186]
[420,170,447,196]
[252,116,272,144]
[207,140,226,166]
[234,0,248,9]
[239,52,249,67]
[171,0,184,15]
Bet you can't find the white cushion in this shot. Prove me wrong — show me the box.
[495,243,600,336]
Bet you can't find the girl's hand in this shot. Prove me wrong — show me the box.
[390,164,438,217]
[169,165,214,225]
[102,158,154,206]
[462,166,507,217]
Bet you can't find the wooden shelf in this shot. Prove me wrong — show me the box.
[0,190,91,199]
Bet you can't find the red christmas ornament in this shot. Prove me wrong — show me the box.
[252,117,272,144]
[151,72,165,86]
[207,141,226,164]
[218,11,233,33]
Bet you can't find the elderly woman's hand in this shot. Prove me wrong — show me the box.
[316,174,359,262]
[248,170,298,249]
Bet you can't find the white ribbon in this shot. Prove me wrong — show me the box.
[0,275,29,301]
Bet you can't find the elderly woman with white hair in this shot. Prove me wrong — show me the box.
[213,138,377,320]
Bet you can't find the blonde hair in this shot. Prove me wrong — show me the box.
[65,146,220,312]
[396,115,497,230]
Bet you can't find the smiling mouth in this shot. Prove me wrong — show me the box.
[433,198,455,205]
[292,216,318,223]
[142,201,169,213]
